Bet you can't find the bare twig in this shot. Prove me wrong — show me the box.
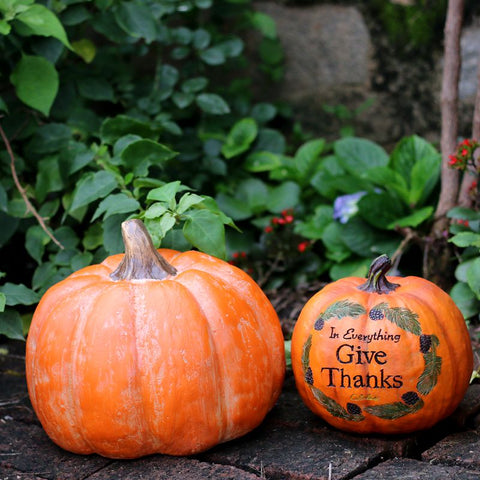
[433,0,465,233]
[0,121,64,249]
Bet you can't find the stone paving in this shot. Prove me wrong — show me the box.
[1,340,480,480]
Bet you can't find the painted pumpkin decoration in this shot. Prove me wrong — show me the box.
[291,255,473,434]
[26,219,285,459]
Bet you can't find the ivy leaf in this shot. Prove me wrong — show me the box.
[16,4,72,49]
[10,55,58,116]
[0,292,5,312]
[196,93,230,115]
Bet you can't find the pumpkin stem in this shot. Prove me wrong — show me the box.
[357,254,399,294]
[110,219,177,281]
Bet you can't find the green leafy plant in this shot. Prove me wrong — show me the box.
[0,0,283,339]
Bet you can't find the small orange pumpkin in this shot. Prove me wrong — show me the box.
[291,255,473,434]
[26,219,285,458]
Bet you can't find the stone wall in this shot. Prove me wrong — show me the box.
[254,2,480,149]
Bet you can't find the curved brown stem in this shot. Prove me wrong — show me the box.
[358,254,400,295]
[0,121,64,250]
[110,219,177,281]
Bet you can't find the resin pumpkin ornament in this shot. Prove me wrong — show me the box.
[291,255,473,434]
[26,219,285,459]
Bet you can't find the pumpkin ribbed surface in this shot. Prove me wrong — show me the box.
[26,247,285,458]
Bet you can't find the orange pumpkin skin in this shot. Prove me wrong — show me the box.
[26,245,285,458]
[291,256,473,434]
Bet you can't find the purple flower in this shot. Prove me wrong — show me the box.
[333,192,367,223]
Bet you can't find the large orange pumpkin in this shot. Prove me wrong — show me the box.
[291,255,473,434]
[26,219,285,458]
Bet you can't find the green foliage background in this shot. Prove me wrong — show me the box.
[0,0,477,340]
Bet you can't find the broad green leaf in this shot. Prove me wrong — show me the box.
[450,282,480,319]
[215,193,252,221]
[53,226,79,249]
[467,257,480,299]
[254,128,286,154]
[27,123,71,154]
[144,203,168,219]
[25,225,51,263]
[294,205,334,240]
[0,19,11,34]
[449,232,480,248]
[390,135,439,183]
[35,156,63,202]
[334,137,389,176]
[340,217,377,257]
[0,283,39,306]
[361,166,409,203]
[70,171,118,211]
[16,4,72,49]
[114,1,157,43]
[92,193,140,221]
[0,182,6,212]
[321,222,351,263]
[386,206,434,229]
[199,46,226,65]
[82,222,103,250]
[358,192,406,229]
[147,181,185,204]
[71,252,93,271]
[217,38,243,57]
[177,193,204,214]
[172,91,194,109]
[196,93,230,115]
[100,115,160,143]
[0,309,24,340]
[221,118,258,159]
[72,39,96,63]
[251,103,276,123]
[32,262,58,291]
[77,76,115,101]
[409,154,441,206]
[192,28,210,49]
[267,181,300,213]
[447,207,480,221]
[244,151,281,172]
[236,178,269,213]
[294,139,325,183]
[10,55,58,116]
[103,214,128,254]
[121,139,177,176]
[183,209,226,258]
[329,258,371,281]
[181,77,208,93]
[250,11,277,38]
[0,95,8,113]
[0,292,5,312]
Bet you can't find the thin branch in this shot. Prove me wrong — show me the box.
[0,121,64,250]
[433,0,465,233]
